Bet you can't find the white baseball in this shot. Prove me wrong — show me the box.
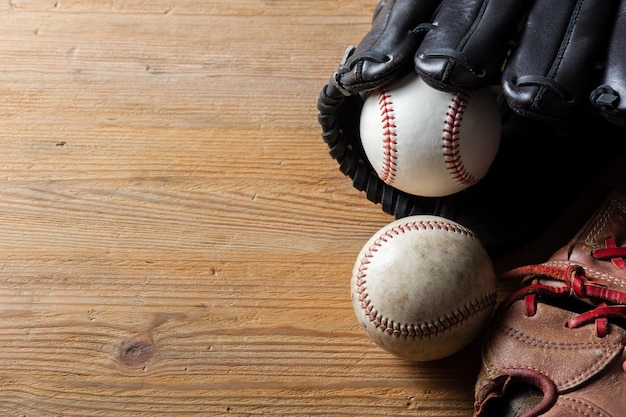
[351,215,497,362]
[360,73,501,197]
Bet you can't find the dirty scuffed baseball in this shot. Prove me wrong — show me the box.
[351,215,497,361]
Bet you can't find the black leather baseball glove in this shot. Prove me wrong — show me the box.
[318,0,626,254]
[332,0,626,125]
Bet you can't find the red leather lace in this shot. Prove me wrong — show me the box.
[502,239,626,338]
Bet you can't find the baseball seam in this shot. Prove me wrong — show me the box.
[377,87,398,184]
[355,219,496,339]
[443,92,482,187]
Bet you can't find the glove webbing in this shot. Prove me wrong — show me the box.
[317,84,444,219]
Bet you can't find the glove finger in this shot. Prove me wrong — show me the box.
[590,0,626,128]
[333,0,440,96]
[415,0,530,92]
[502,0,617,120]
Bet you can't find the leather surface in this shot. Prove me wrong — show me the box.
[415,0,528,91]
[502,0,616,120]
[590,1,626,127]
[474,188,626,416]
[332,0,439,95]
[327,0,626,126]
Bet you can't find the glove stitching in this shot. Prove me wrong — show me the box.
[542,261,624,288]
[585,198,626,249]
[495,324,622,390]
[499,324,618,350]
[556,396,612,417]
[488,344,617,391]
[534,0,582,109]
[372,0,386,22]
[368,0,396,64]
[456,0,490,52]
[547,0,583,79]
[444,0,490,82]
[486,365,548,380]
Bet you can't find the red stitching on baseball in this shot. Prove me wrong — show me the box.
[443,92,481,187]
[355,219,495,339]
[377,88,397,184]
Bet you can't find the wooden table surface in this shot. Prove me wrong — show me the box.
[0,1,624,416]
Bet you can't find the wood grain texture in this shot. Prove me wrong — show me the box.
[0,1,624,416]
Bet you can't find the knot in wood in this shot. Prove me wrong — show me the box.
[119,339,156,366]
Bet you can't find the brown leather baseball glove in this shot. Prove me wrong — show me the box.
[473,187,626,416]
